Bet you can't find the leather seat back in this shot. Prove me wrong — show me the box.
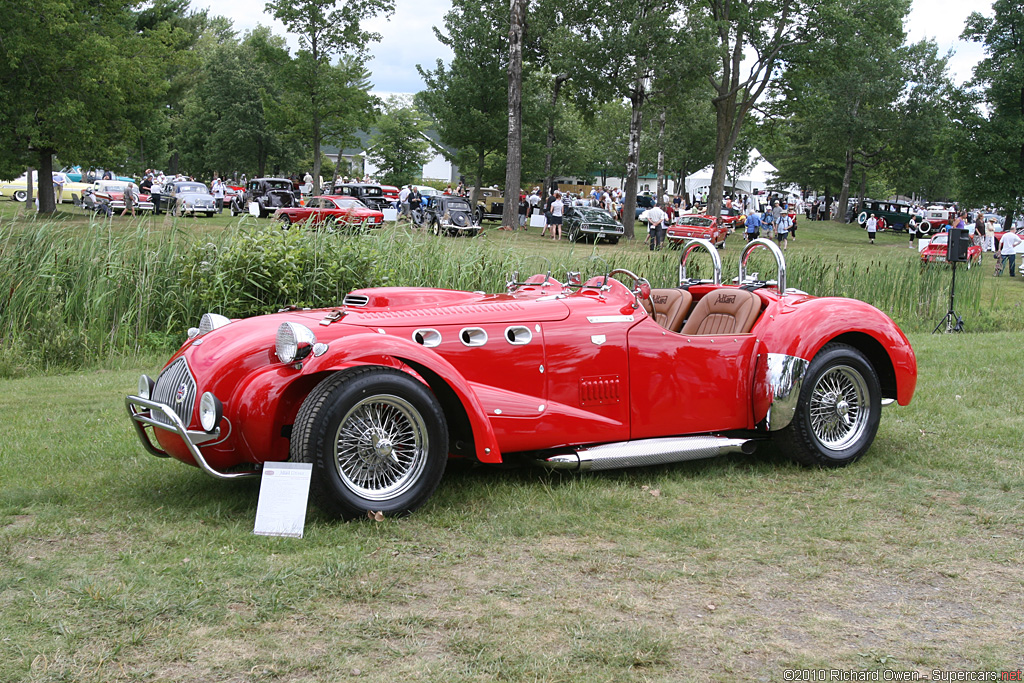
[648,288,693,332]
[679,288,760,335]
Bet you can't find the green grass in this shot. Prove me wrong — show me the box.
[1,331,1023,681]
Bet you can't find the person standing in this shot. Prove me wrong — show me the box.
[984,218,997,252]
[907,215,918,249]
[549,191,564,240]
[211,176,226,213]
[646,202,667,251]
[998,230,1022,276]
[776,210,791,250]
[120,182,137,217]
[866,213,878,244]
[518,194,529,230]
[744,211,762,242]
[150,176,164,215]
[408,187,422,224]
[399,185,411,218]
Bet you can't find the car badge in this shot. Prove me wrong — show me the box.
[174,383,189,404]
[591,335,607,345]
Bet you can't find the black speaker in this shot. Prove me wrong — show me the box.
[946,227,970,263]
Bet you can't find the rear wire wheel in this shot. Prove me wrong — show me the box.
[777,343,881,467]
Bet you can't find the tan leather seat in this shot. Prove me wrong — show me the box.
[646,288,693,332]
[679,288,760,335]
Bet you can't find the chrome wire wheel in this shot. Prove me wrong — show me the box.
[808,364,869,451]
[333,394,429,501]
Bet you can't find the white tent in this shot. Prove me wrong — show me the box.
[684,148,782,197]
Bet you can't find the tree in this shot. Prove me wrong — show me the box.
[367,100,433,186]
[417,0,509,202]
[686,0,821,219]
[0,0,169,213]
[501,0,527,228]
[956,0,1024,224]
[266,0,392,194]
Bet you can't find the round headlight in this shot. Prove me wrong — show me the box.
[138,374,154,400]
[198,313,231,335]
[275,322,316,363]
[199,392,223,433]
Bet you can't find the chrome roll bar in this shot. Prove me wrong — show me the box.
[678,238,722,286]
[739,238,787,294]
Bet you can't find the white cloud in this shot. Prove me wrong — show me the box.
[907,0,992,84]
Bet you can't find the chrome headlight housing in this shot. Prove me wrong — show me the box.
[276,322,316,363]
[138,374,154,400]
[198,313,231,335]
[199,392,223,433]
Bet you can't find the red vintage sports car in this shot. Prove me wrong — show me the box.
[667,214,728,248]
[126,239,917,520]
[920,231,982,266]
[273,195,385,229]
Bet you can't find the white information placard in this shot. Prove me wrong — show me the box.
[530,214,546,228]
[253,462,313,538]
[382,208,398,222]
[918,239,929,252]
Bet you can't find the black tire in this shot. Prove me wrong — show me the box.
[13,190,28,202]
[205,212,214,218]
[476,208,485,225]
[776,343,881,468]
[291,367,449,520]
[606,236,619,245]
[279,215,292,229]
[430,218,441,236]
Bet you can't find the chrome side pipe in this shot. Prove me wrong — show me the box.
[537,435,759,472]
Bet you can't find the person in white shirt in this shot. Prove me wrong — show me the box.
[866,214,878,244]
[211,176,226,213]
[399,185,411,217]
[549,191,565,240]
[646,204,667,251]
[998,230,1022,276]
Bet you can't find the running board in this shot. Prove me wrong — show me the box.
[536,436,758,472]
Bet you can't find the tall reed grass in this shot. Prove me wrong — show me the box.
[0,220,990,376]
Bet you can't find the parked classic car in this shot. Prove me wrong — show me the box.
[273,195,385,229]
[563,206,623,244]
[423,195,480,236]
[851,200,922,233]
[667,214,728,248]
[328,183,390,212]
[0,172,91,203]
[126,238,917,520]
[61,166,135,184]
[473,188,507,223]
[920,232,982,266]
[231,177,298,218]
[92,180,153,212]
[165,181,217,217]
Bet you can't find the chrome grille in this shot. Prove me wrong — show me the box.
[151,358,197,427]
[344,294,369,307]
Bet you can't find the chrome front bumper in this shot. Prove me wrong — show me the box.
[125,395,258,480]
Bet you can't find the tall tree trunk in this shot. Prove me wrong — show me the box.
[38,152,55,214]
[656,107,666,206]
[837,148,855,223]
[25,167,34,213]
[622,78,645,240]
[542,73,569,204]
[856,171,868,220]
[311,38,322,197]
[501,0,527,229]
[708,93,741,220]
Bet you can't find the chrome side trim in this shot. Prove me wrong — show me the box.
[537,436,758,472]
[740,238,787,295]
[125,395,259,480]
[763,353,809,431]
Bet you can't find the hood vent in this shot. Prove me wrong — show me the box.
[343,293,369,307]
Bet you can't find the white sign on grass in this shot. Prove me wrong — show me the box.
[253,462,312,538]
[382,208,398,222]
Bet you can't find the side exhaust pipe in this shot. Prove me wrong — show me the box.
[537,435,758,472]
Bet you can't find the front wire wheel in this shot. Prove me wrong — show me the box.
[778,343,881,467]
[291,367,449,519]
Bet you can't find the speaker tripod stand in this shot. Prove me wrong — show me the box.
[933,260,964,333]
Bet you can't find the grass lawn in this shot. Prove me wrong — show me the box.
[1,199,1023,681]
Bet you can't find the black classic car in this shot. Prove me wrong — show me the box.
[423,195,481,236]
[564,206,624,244]
[231,178,299,218]
[328,183,390,212]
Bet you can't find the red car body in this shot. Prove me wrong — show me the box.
[381,185,400,203]
[667,214,728,248]
[920,232,982,265]
[127,240,917,520]
[273,195,385,228]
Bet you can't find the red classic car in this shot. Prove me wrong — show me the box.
[126,239,917,520]
[920,232,982,266]
[667,214,728,248]
[273,195,385,229]
[92,180,153,212]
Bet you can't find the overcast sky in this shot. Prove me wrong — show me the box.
[193,0,989,94]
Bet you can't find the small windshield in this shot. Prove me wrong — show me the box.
[266,180,292,191]
[177,183,207,194]
[678,216,714,227]
[576,207,615,223]
[328,197,368,209]
[445,200,471,211]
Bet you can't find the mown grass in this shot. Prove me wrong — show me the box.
[2,204,1021,377]
[1,330,1022,681]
